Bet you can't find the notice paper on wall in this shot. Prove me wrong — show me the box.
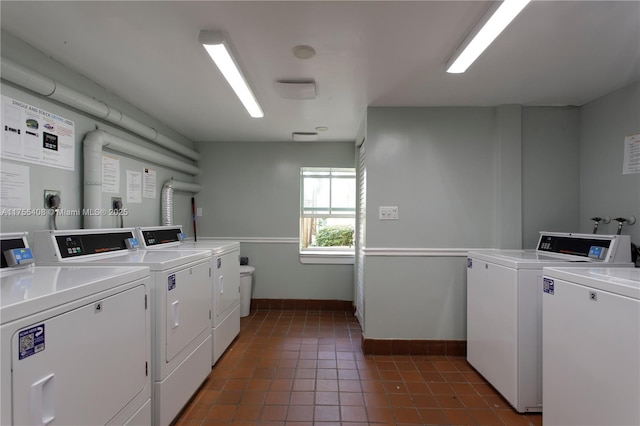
[127,170,142,203]
[1,95,75,171]
[623,133,640,175]
[143,168,156,198]
[102,155,120,193]
[0,162,30,209]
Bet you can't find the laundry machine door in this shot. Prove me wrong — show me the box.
[215,252,240,324]
[11,285,147,426]
[165,259,212,361]
[467,258,519,407]
[543,277,640,425]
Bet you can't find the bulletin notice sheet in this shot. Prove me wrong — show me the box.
[2,95,75,170]
[623,133,640,175]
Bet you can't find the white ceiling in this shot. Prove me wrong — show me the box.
[1,1,639,143]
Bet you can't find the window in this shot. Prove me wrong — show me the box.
[300,167,356,263]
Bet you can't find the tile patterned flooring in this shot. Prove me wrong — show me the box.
[175,310,542,425]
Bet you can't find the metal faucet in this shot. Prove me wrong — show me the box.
[590,216,610,234]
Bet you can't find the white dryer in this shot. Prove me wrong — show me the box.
[136,226,240,365]
[1,232,151,426]
[542,267,640,426]
[32,228,212,426]
[466,232,632,413]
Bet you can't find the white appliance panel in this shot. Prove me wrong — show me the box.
[11,285,147,426]
[210,246,240,365]
[213,306,241,364]
[134,227,242,367]
[0,266,149,323]
[84,250,211,271]
[467,259,519,405]
[466,233,632,413]
[164,261,212,361]
[214,250,240,326]
[543,268,640,426]
[124,399,151,426]
[154,336,212,426]
[31,229,213,426]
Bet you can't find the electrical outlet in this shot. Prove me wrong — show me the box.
[111,197,123,210]
[44,190,61,208]
[379,206,399,220]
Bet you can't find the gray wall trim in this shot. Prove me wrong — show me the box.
[363,247,488,257]
[197,237,298,244]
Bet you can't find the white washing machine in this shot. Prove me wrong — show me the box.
[1,232,151,426]
[135,226,240,365]
[466,232,632,413]
[542,267,640,426]
[32,228,212,426]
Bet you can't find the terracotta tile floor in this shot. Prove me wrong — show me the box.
[175,310,542,425]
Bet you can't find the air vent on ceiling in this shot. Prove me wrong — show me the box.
[275,80,316,99]
[292,132,319,142]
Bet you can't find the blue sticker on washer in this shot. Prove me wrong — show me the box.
[543,277,554,295]
[168,274,176,291]
[467,258,472,268]
[18,324,45,360]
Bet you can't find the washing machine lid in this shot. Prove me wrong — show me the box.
[468,232,632,269]
[543,267,640,299]
[0,265,149,323]
[467,249,593,269]
[180,240,240,255]
[44,249,211,270]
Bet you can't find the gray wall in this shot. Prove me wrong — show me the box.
[361,105,590,340]
[580,81,640,243]
[194,141,356,301]
[361,92,638,340]
[365,107,499,249]
[0,31,197,242]
[522,107,581,248]
[362,106,526,339]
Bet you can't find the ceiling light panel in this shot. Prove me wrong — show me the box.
[199,30,263,118]
[446,0,532,74]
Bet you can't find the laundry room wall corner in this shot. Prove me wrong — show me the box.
[580,80,640,245]
[193,140,356,301]
[0,31,198,238]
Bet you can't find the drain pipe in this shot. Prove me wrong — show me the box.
[161,180,202,226]
[84,130,200,228]
[1,57,200,161]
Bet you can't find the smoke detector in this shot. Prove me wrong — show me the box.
[292,45,316,59]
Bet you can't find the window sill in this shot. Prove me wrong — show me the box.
[299,251,355,265]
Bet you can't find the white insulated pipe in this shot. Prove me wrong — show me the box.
[83,130,200,228]
[84,130,200,175]
[1,57,201,161]
[161,180,202,226]
[84,133,104,229]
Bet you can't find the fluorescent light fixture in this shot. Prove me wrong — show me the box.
[199,30,263,118]
[446,0,531,73]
